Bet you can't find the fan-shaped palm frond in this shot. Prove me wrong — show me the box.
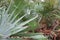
[0,0,38,39]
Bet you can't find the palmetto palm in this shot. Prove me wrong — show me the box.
[32,0,59,28]
[0,0,39,40]
[1,0,60,40]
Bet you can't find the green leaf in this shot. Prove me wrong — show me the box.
[12,33,44,37]
[12,33,47,40]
